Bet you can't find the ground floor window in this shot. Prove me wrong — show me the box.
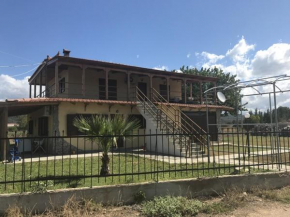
[67,114,109,136]
[128,114,146,129]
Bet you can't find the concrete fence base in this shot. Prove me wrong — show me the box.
[1,172,290,213]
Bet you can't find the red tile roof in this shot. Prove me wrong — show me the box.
[1,98,233,110]
[155,102,233,111]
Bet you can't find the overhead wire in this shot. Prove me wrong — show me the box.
[0,63,41,68]
[10,65,40,78]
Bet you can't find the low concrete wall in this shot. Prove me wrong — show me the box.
[1,172,290,213]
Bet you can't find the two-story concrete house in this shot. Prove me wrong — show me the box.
[0,50,232,159]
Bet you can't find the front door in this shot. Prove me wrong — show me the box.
[38,117,49,136]
[138,82,147,100]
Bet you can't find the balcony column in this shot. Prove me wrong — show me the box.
[199,81,203,104]
[105,69,109,100]
[149,75,153,100]
[34,79,37,98]
[29,84,32,98]
[0,107,8,161]
[190,82,193,98]
[184,79,187,104]
[55,62,59,97]
[39,70,43,97]
[82,66,86,98]
[44,65,47,97]
[214,82,217,104]
[127,72,131,101]
[166,77,170,102]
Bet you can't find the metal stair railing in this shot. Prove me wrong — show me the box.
[135,87,189,152]
[151,88,208,151]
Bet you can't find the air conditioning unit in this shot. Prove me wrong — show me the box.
[43,106,51,116]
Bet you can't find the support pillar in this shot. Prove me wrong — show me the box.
[55,62,59,97]
[40,70,43,97]
[149,75,153,100]
[0,107,8,161]
[29,85,32,98]
[199,82,203,104]
[166,77,170,102]
[44,66,48,97]
[82,66,86,98]
[190,82,193,98]
[214,82,217,104]
[105,69,109,100]
[127,72,131,101]
[184,79,187,104]
[34,79,36,98]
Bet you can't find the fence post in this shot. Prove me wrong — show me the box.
[246,131,250,158]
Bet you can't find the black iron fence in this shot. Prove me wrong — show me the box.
[0,129,290,194]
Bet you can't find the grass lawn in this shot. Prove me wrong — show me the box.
[219,133,290,148]
[0,153,264,194]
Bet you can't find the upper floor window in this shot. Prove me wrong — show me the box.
[99,78,117,100]
[59,78,65,93]
[159,84,169,101]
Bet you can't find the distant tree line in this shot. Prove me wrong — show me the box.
[244,107,290,124]
[7,115,28,132]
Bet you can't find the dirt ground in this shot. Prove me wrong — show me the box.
[198,201,290,217]
[109,200,289,217]
[76,199,290,217]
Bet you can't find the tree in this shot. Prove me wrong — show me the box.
[17,115,28,131]
[177,66,241,113]
[73,115,140,176]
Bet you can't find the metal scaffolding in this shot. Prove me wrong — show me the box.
[204,74,290,168]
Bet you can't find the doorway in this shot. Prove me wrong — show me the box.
[138,82,147,100]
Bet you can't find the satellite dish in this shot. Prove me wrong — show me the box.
[244,112,250,119]
[217,92,226,103]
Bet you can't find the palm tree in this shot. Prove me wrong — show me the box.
[73,115,140,176]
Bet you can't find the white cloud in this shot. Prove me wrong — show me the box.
[195,36,290,110]
[251,43,290,76]
[226,36,255,62]
[136,54,139,58]
[0,75,30,100]
[187,53,191,58]
[153,65,169,71]
[175,69,182,73]
[200,52,225,65]
[196,37,254,79]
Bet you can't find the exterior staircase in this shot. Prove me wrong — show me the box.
[135,87,207,157]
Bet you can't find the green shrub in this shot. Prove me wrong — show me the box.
[134,191,146,204]
[142,196,202,217]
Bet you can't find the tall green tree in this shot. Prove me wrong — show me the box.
[73,115,140,176]
[177,66,241,112]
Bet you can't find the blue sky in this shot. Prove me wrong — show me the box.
[1,0,290,109]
